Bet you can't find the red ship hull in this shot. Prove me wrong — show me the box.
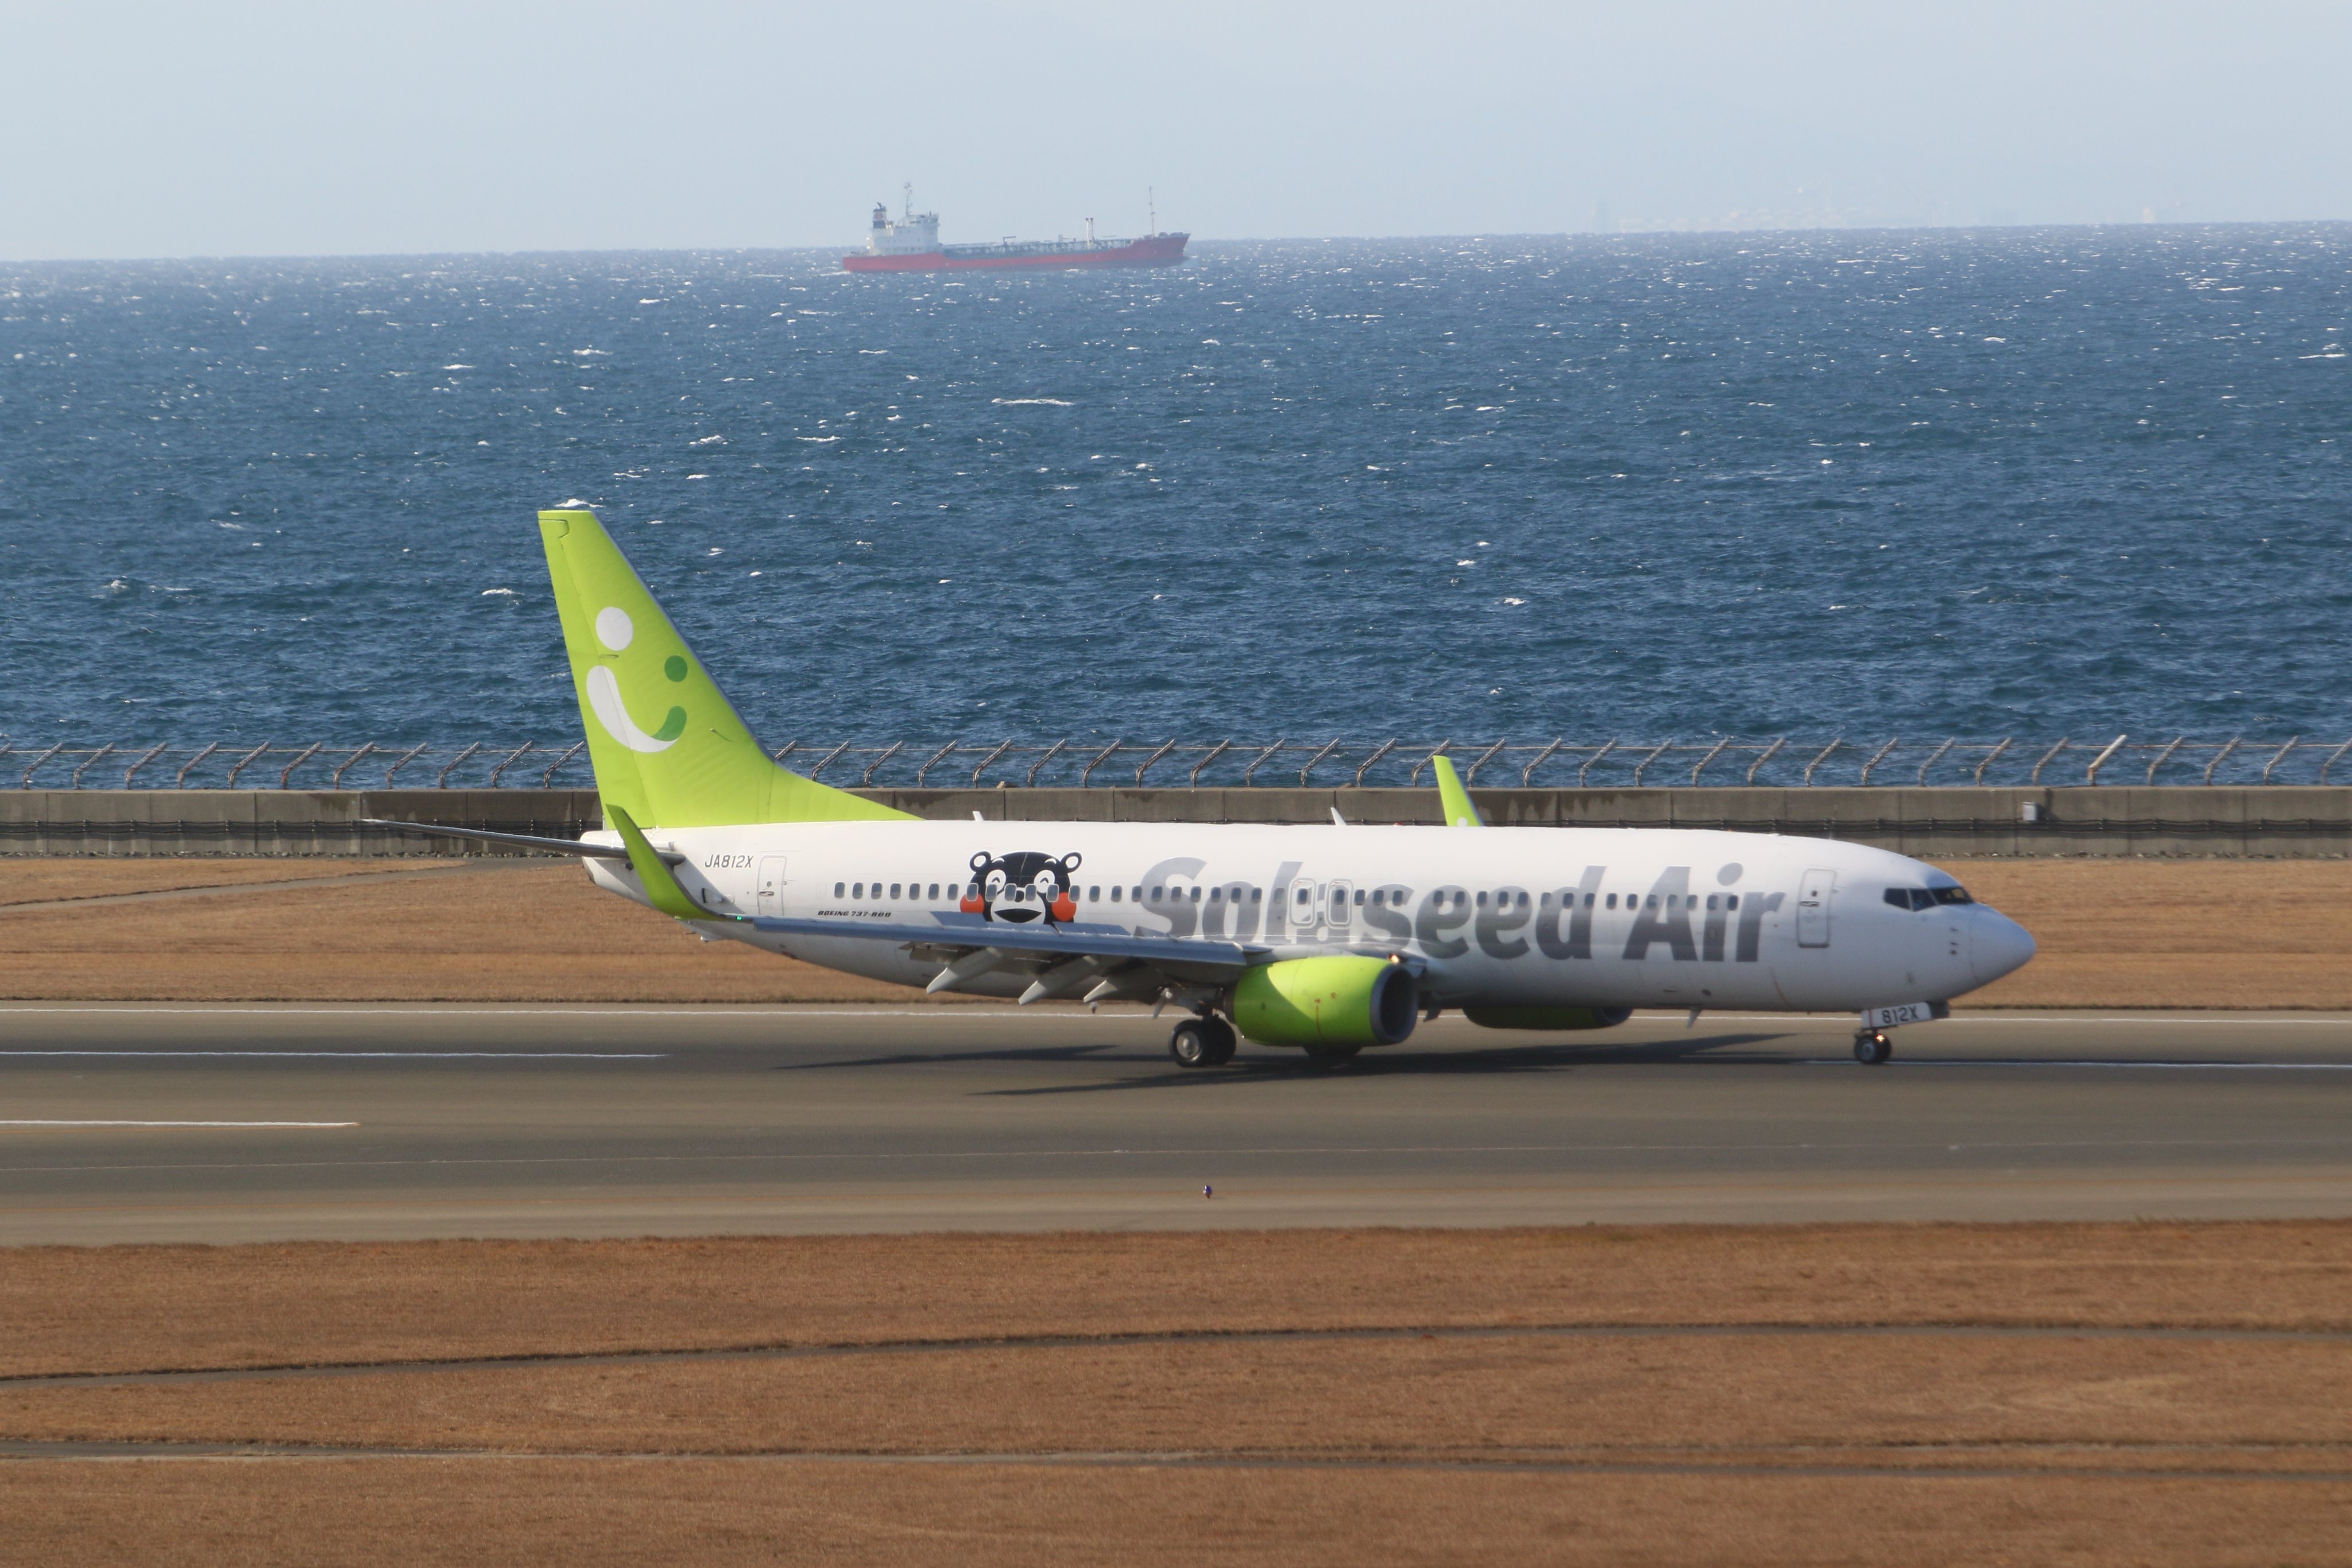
[843,233,1188,273]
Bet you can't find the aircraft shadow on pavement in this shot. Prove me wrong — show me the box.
[775,1042,1131,1072]
[971,1031,1796,1097]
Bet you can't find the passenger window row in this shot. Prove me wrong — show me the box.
[821,880,1287,905]
[1518,891,1742,911]
[833,880,957,900]
[815,878,1756,915]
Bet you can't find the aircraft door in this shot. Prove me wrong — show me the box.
[756,855,788,917]
[1325,879,1352,928]
[1291,881,1320,932]
[1796,868,1835,948]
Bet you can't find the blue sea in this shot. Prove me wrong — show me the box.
[3,227,2347,785]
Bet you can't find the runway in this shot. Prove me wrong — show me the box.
[3,1004,2351,1243]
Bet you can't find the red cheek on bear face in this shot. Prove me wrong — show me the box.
[1050,895,1076,922]
[961,893,984,914]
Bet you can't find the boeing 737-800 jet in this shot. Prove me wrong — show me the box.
[376,509,2036,1067]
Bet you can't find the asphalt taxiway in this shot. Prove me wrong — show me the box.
[3,1005,2350,1243]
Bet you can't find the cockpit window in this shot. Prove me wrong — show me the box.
[1888,885,1975,910]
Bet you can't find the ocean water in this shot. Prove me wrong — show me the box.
[3,227,2347,775]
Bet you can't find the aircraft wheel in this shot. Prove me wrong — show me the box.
[1169,1019,1217,1069]
[1201,1018,1238,1067]
[1302,1042,1361,1067]
[1853,1029,1892,1066]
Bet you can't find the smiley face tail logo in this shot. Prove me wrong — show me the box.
[585,605,690,754]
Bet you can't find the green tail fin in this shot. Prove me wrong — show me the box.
[537,508,914,828]
[1432,754,1484,828]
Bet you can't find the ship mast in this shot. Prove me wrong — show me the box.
[903,181,914,224]
[1148,187,1156,237]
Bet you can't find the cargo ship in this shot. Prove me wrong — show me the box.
[841,186,1187,273]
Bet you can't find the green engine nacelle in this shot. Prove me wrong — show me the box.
[1233,956,1419,1049]
[1461,1005,1634,1031]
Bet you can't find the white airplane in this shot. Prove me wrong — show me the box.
[375,509,2036,1068]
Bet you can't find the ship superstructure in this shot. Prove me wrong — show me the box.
[861,191,943,258]
[842,185,1187,273]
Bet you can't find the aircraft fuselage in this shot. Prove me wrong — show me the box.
[583,820,2034,1014]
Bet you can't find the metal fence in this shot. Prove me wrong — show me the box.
[9,735,2352,790]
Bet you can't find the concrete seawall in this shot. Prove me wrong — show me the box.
[6,785,2352,857]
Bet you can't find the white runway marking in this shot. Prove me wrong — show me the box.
[1801,1059,2352,1070]
[0,1120,357,1129]
[1700,1014,2352,1029]
[0,1051,666,1060]
[0,1006,1107,1019]
[1866,1016,2352,1029]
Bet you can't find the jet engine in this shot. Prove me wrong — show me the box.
[1232,956,1419,1049]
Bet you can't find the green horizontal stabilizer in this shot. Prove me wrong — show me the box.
[606,804,706,921]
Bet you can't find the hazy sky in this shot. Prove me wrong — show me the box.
[3,0,2346,260]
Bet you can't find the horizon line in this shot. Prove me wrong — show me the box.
[6,218,2350,269]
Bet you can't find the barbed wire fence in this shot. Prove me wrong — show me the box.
[5,735,2352,791]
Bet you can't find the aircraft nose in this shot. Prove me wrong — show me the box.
[1969,908,2037,985]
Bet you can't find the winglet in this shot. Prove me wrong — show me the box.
[608,804,707,919]
[1432,754,1484,828]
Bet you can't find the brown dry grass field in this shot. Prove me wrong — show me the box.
[5,1224,2352,1565]
[0,857,475,906]
[0,854,2347,1006]
[0,858,949,1004]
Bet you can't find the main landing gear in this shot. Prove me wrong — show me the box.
[1852,1028,1893,1066]
[1169,1015,1238,1069]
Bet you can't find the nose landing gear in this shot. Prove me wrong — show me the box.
[1852,1028,1892,1066]
[1169,1015,1238,1068]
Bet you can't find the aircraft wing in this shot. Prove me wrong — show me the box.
[743,907,1279,1006]
[741,913,1266,995]
[733,911,1447,1008]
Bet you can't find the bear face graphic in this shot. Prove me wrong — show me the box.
[963,850,1082,925]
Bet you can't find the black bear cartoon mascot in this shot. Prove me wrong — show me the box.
[962,849,1084,926]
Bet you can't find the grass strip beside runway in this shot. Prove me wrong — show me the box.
[4,1222,2352,1565]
